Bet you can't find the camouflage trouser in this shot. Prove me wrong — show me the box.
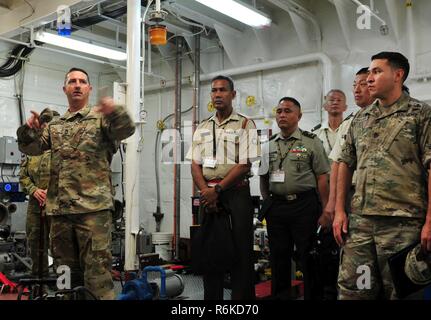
[26,206,50,276]
[49,210,115,300]
[338,214,423,300]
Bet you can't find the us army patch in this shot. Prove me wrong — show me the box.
[301,130,316,139]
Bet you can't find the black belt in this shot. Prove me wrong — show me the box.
[271,189,316,202]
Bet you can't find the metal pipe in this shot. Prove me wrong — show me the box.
[148,31,152,75]
[144,52,333,94]
[173,36,183,261]
[124,0,141,271]
[406,0,416,75]
[192,32,201,136]
[192,31,201,224]
[141,17,146,109]
[141,0,154,114]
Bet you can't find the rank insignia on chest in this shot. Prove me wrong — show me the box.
[290,146,308,159]
[291,146,307,153]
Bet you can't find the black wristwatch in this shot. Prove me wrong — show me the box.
[214,184,223,194]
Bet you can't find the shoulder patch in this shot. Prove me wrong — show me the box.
[201,116,213,123]
[236,112,247,119]
[311,123,321,132]
[269,134,278,141]
[301,130,317,139]
[342,112,354,123]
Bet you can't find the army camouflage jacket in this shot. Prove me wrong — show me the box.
[339,93,431,218]
[16,105,135,215]
[19,151,51,212]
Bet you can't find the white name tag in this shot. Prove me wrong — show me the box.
[203,158,218,168]
[270,170,285,183]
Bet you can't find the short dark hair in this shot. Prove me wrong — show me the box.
[278,96,301,109]
[326,89,346,99]
[64,67,91,85]
[371,51,410,82]
[211,75,234,91]
[356,67,369,75]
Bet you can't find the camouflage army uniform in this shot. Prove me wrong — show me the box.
[17,105,135,300]
[338,93,431,299]
[187,110,260,300]
[19,151,51,277]
[263,129,330,299]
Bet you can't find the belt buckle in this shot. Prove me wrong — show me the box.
[286,194,297,201]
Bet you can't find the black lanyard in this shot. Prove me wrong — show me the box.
[212,121,216,158]
[212,120,227,158]
[276,139,296,170]
[325,129,333,152]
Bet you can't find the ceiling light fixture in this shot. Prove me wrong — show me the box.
[195,0,271,28]
[34,31,127,61]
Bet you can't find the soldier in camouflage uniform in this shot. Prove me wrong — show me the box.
[16,68,135,300]
[19,110,59,278]
[20,151,51,277]
[335,52,431,299]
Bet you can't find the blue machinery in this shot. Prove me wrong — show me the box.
[117,266,184,300]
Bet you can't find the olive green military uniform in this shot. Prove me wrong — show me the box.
[267,129,330,195]
[187,110,260,300]
[17,105,135,300]
[338,93,431,299]
[263,128,329,299]
[19,151,51,277]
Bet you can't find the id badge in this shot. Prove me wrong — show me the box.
[270,170,285,183]
[203,158,218,168]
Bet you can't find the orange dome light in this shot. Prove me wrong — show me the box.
[149,25,167,46]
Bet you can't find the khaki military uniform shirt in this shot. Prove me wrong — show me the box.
[187,110,260,180]
[266,128,330,195]
[313,121,339,156]
[329,113,355,162]
[339,93,431,218]
[329,113,358,185]
[17,105,135,215]
[19,151,51,212]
